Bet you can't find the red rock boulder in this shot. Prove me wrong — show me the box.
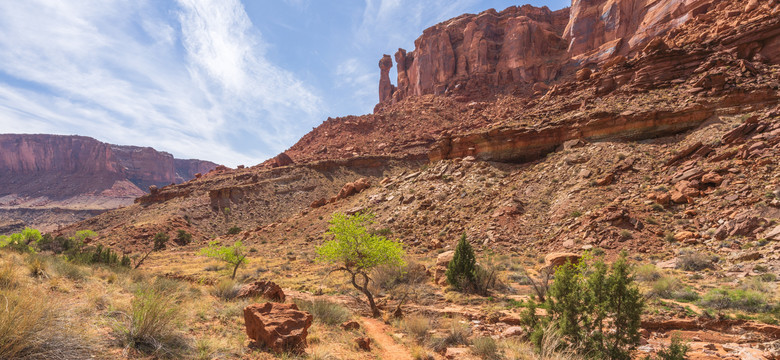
[237,280,286,302]
[244,302,312,353]
[544,252,581,269]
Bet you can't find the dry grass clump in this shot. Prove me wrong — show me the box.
[676,249,717,271]
[114,280,191,357]
[634,264,661,282]
[51,258,89,282]
[401,314,432,342]
[0,288,91,359]
[0,261,17,289]
[411,344,435,360]
[429,317,471,352]
[502,324,582,360]
[211,278,240,300]
[295,299,352,326]
[472,336,498,359]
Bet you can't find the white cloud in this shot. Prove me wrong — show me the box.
[0,0,324,167]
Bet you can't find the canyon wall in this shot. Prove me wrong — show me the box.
[376,0,780,107]
[0,134,218,199]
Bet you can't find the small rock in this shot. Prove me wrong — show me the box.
[446,347,470,359]
[502,326,525,338]
[237,281,286,302]
[341,320,360,331]
[355,337,371,351]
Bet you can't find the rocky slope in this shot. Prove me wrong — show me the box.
[0,134,217,233]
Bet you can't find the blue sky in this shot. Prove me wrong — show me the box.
[0,0,569,166]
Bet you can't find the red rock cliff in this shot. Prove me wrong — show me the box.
[0,134,218,199]
[376,0,780,107]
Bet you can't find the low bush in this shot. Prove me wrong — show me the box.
[676,249,717,271]
[699,287,772,313]
[52,258,89,281]
[634,264,662,282]
[227,227,242,235]
[649,276,699,302]
[174,230,192,246]
[295,299,351,326]
[372,260,428,291]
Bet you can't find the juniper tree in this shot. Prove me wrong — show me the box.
[446,233,476,290]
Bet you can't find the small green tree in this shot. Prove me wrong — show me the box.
[175,230,192,245]
[153,232,169,251]
[0,228,41,253]
[525,252,644,359]
[316,211,404,317]
[446,233,476,290]
[199,240,248,279]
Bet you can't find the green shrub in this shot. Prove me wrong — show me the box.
[472,337,498,359]
[227,227,241,235]
[646,335,688,360]
[153,232,169,251]
[699,288,772,313]
[635,264,661,282]
[0,228,41,253]
[198,240,248,280]
[295,299,351,326]
[446,233,476,290]
[525,252,644,360]
[175,230,192,245]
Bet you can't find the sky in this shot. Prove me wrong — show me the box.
[0,0,569,167]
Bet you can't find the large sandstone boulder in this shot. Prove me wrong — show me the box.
[237,280,285,302]
[434,250,455,286]
[244,302,312,353]
[544,252,581,269]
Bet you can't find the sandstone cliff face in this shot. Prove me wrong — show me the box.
[0,134,218,199]
[376,0,780,107]
[381,5,569,106]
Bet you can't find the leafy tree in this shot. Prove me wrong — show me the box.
[524,252,644,359]
[199,240,248,279]
[446,233,476,290]
[316,211,404,317]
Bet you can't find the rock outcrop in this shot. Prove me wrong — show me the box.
[378,5,569,107]
[237,280,286,302]
[243,302,313,353]
[376,0,780,107]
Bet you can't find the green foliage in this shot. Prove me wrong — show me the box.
[699,287,772,313]
[227,227,241,235]
[316,211,404,317]
[74,230,96,242]
[174,230,192,245]
[446,233,476,290]
[316,211,404,271]
[524,252,644,360]
[198,240,248,279]
[0,228,41,253]
[153,232,169,251]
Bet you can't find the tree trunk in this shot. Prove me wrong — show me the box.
[232,262,240,279]
[350,270,380,317]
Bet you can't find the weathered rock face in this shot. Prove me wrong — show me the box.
[382,5,569,105]
[376,0,780,106]
[379,54,395,103]
[0,134,218,199]
[243,302,313,353]
[237,280,286,302]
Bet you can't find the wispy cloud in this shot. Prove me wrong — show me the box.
[0,0,324,166]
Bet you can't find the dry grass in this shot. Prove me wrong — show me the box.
[211,278,240,300]
[401,314,431,342]
[295,299,352,326]
[0,288,91,359]
[502,324,582,360]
